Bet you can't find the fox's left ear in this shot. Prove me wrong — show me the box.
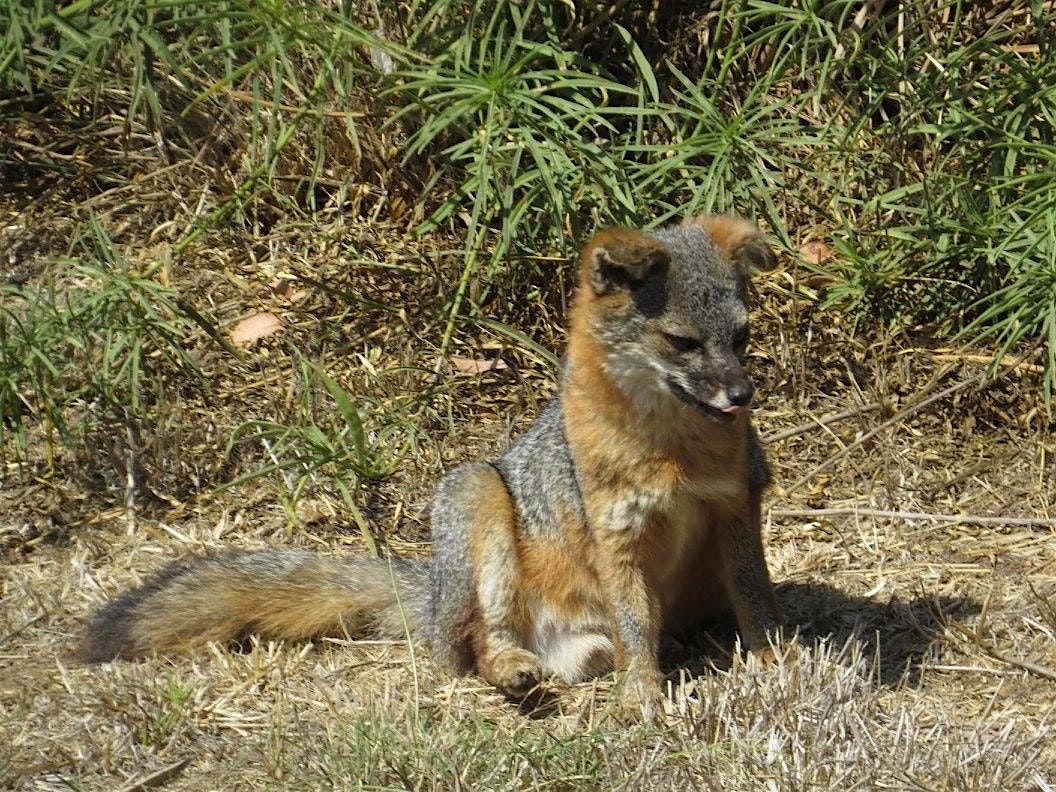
[692,215,777,273]
[582,227,670,295]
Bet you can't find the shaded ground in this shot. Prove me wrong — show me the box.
[2,196,1055,788]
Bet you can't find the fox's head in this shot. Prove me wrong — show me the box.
[571,215,775,422]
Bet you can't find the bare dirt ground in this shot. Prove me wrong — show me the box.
[2,199,1056,789]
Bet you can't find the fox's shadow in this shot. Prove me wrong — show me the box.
[665,580,980,687]
[515,581,980,718]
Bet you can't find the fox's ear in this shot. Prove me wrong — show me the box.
[693,215,777,273]
[582,228,670,295]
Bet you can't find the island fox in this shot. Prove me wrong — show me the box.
[75,214,783,713]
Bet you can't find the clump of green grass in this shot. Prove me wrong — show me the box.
[1,0,391,229]
[386,0,656,350]
[0,220,209,465]
[136,675,194,748]
[391,0,1056,397]
[225,356,416,548]
[797,0,1056,398]
[9,1,1056,394]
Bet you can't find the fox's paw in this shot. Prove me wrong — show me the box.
[616,667,666,722]
[490,647,543,698]
[749,645,777,665]
[742,624,788,666]
[746,634,800,667]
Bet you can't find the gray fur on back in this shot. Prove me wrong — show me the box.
[492,396,586,539]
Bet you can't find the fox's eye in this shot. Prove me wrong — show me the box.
[732,325,750,350]
[664,333,700,353]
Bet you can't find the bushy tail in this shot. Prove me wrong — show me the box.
[74,549,431,663]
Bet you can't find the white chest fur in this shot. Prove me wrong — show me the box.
[597,487,672,533]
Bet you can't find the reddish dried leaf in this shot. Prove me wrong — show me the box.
[799,241,834,265]
[270,279,294,298]
[269,279,307,304]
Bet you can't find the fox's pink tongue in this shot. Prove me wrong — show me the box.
[721,405,746,416]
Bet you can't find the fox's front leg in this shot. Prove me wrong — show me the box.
[592,521,665,718]
[717,493,783,655]
[432,462,542,698]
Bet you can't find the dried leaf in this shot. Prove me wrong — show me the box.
[450,356,508,375]
[230,312,283,345]
[269,279,307,304]
[799,241,834,265]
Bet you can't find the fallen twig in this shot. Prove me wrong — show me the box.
[985,650,1056,682]
[0,613,44,646]
[769,506,1056,528]
[118,759,190,792]
[926,351,1044,374]
[762,401,883,445]
[785,371,983,495]
[947,621,1056,683]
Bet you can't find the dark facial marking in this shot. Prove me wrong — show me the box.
[732,324,749,352]
[629,263,668,318]
[663,333,701,353]
[592,244,669,296]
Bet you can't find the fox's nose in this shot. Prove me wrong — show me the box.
[727,382,753,407]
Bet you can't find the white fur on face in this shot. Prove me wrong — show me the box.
[603,343,744,417]
[603,345,681,417]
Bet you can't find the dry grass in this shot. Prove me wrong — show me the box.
[3,196,1056,790]
[4,404,1055,792]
